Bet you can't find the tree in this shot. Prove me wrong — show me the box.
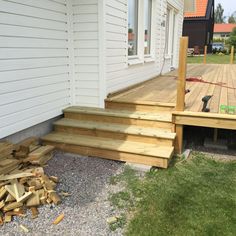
[228,15,236,23]
[215,3,226,23]
[229,27,236,49]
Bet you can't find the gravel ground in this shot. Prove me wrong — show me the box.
[1,151,125,236]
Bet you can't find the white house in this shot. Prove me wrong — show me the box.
[0,0,184,140]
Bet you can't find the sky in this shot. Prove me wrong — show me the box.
[215,0,236,17]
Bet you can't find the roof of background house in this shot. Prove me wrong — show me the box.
[184,0,208,18]
[214,24,236,33]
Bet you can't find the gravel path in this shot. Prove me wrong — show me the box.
[1,151,124,236]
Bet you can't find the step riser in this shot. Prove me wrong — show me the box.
[64,112,173,130]
[43,140,169,168]
[54,125,174,146]
[105,101,174,112]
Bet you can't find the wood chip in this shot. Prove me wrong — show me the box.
[4,215,12,223]
[53,213,64,225]
[20,224,29,233]
[3,202,23,212]
[0,200,5,209]
[48,192,61,205]
[30,207,39,219]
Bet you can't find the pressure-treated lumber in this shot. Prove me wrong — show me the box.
[42,132,174,168]
[105,100,175,112]
[64,106,173,129]
[230,45,234,64]
[175,125,184,154]
[173,111,236,130]
[203,45,207,64]
[176,37,188,111]
[54,118,175,146]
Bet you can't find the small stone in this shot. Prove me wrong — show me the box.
[106,216,117,224]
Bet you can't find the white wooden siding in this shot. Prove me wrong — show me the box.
[0,0,71,138]
[73,0,101,107]
[105,0,184,93]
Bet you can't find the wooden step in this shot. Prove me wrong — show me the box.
[42,132,174,168]
[64,106,173,129]
[105,99,175,112]
[54,118,176,146]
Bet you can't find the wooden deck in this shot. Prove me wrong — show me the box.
[42,64,236,168]
[107,64,236,114]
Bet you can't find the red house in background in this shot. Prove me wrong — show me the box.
[183,0,215,53]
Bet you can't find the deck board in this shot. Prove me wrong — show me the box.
[108,64,236,114]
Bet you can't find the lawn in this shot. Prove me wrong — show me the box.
[109,153,236,236]
[187,54,235,64]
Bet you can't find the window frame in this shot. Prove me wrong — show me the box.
[127,0,155,65]
[165,5,178,60]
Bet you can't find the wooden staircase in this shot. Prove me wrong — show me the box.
[42,101,176,168]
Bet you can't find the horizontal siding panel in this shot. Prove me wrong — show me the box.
[74,40,98,48]
[106,0,127,12]
[0,74,69,94]
[0,66,69,83]
[0,37,68,48]
[73,14,98,23]
[75,96,99,105]
[76,88,99,96]
[105,5,127,19]
[0,0,70,138]
[0,58,68,72]
[75,57,99,65]
[73,0,97,5]
[0,109,65,139]
[0,90,69,117]
[76,80,99,89]
[0,1,67,22]
[75,49,99,57]
[0,82,70,106]
[73,5,98,14]
[0,12,67,31]
[74,31,98,40]
[0,97,70,128]
[106,32,126,41]
[0,24,68,40]
[0,48,69,59]
[74,23,98,32]
[6,0,67,13]
[75,65,99,73]
[73,0,100,108]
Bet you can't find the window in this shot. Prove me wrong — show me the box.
[144,0,152,55]
[128,0,154,62]
[128,0,138,56]
[165,7,178,56]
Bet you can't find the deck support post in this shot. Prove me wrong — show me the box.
[213,128,218,143]
[175,124,183,154]
[230,46,234,64]
[203,45,207,64]
[175,37,188,154]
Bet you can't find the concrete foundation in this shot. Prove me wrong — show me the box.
[1,116,62,144]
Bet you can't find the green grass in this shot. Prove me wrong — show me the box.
[109,153,236,236]
[187,54,235,64]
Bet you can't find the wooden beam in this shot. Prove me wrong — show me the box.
[203,45,207,64]
[175,125,183,154]
[230,46,234,64]
[176,37,188,111]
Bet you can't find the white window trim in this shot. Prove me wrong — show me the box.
[165,5,178,66]
[127,0,156,66]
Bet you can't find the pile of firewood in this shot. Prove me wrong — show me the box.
[0,138,61,225]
